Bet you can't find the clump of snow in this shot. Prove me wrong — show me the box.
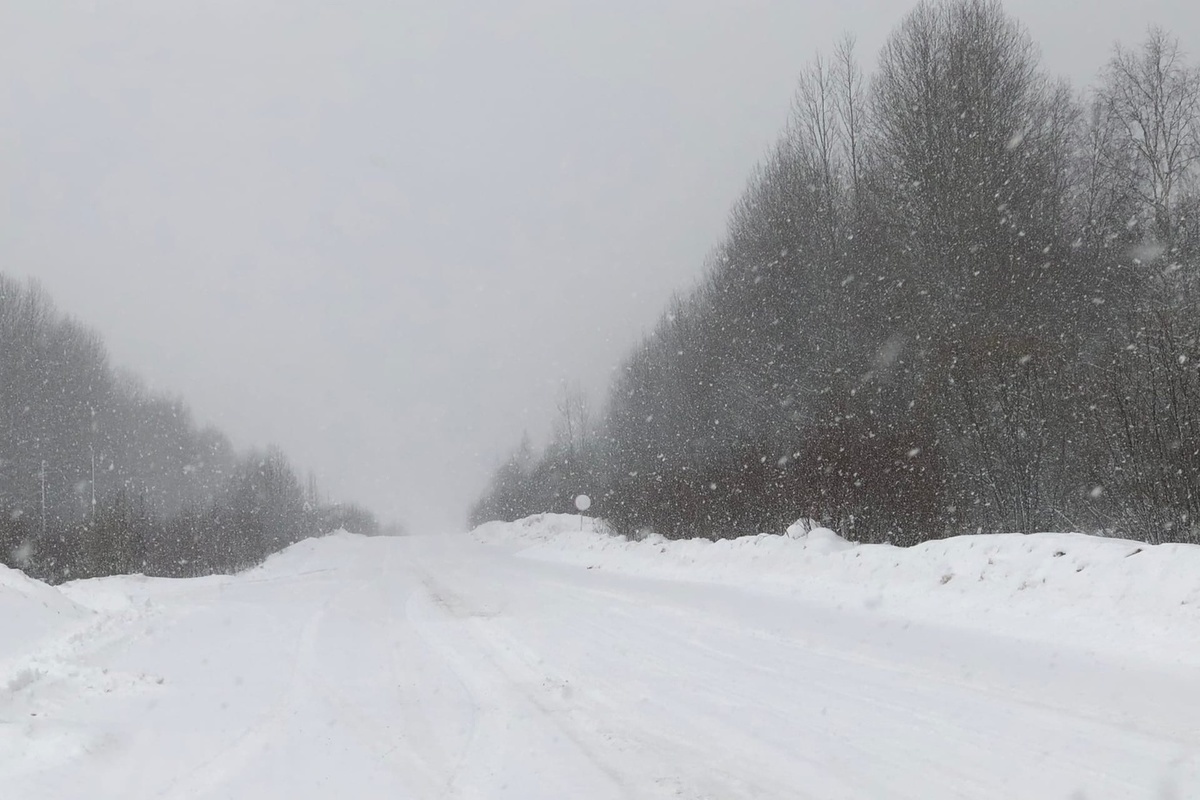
[784,520,855,554]
[471,515,1200,666]
[5,666,44,694]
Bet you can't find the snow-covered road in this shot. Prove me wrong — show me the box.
[4,528,1199,799]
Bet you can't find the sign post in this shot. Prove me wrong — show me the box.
[574,494,591,530]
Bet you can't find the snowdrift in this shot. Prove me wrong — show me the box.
[250,528,368,575]
[57,530,368,614]
[474,514,1200,666]
[2,531,365,662]
[0,563,90,661]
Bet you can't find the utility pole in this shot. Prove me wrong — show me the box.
[90,445,96,521]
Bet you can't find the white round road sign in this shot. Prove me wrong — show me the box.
[575,494,592,512]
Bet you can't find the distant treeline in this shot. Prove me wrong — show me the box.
[474,0,1200,545]
[0,275,379,583]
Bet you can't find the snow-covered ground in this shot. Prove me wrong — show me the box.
[3,519,1200,798]
[477,515,1200,668]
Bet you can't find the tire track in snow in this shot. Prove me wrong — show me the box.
[406,554,639,800]
[151,596,330,800]
[303,548,450,798]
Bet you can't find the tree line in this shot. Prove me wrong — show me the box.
[0,275,379,583]
[473,0,1200,546]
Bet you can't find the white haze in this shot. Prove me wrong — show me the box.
[2,1,1196,531]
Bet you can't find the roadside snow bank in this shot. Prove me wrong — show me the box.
[2,530,367,705]
[60,573,232,613]
[58,531,364,612]
[472,514,615,548]
[55,531,368,616]
[0,564,89,660]
[473,514,1200,666]
[251,529,368,576]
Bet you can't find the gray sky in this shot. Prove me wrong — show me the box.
[2,1,1197,532]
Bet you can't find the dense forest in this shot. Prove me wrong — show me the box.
[473,0,1200,545]
[0,275,378,583]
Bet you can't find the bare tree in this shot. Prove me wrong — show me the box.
[1100,28,1200,244]
[793,53,843,254]
[553,384,592,459]
[833,34,866,208]
[1070,95,1141,257]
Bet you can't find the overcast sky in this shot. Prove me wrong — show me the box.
[2,1,1197,532]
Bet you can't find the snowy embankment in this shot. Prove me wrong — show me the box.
[474,514,1200,667]
[0,534,358,704]
[0,564,90,661]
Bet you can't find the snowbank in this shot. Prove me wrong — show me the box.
[473,514,1200,666]
[60,572,234,613]
[472,513,614,548]
[56,532,364,613]
[250,528,369,575]
[0,564,89,660]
